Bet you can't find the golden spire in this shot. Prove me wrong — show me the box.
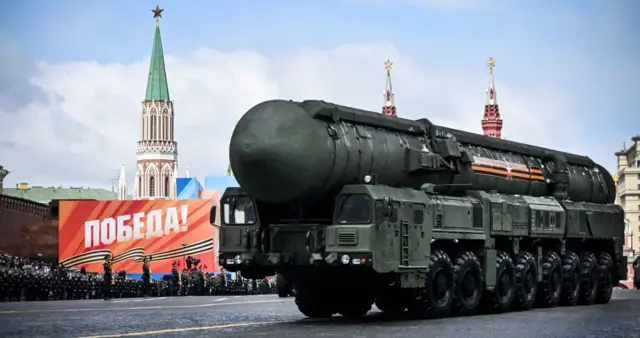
[152,5,164,27]
[488,57,496,73]
[384,59,393,74]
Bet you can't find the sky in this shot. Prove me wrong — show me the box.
[0,0,638,190]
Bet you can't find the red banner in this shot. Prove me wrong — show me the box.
[58,199,218,274]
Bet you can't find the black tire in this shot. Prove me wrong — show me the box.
[560,251,581,306]
[338,293,373,318]
[578,251,598,305]
[276,274,289,298]
[375,291,406,316]
[535,250,563,308]
[483,251,515,313]
[595,252,614,304]
[452,251,483,316]
[512,251,537,311]
[407,249,454,318]
[294,283,334,318]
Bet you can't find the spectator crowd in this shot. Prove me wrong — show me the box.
[0,252,278,302]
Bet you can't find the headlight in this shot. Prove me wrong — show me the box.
[341,254,350,265]
[234,255,242,264]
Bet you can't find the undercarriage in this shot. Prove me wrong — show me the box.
[253,246,615,319]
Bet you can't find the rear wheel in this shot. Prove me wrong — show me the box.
[452,251,483,316]
[535,250,562,308]
[560,251,581,306]
[512,251,537,311]
[595,252,613,304]
[578,251,598,305]
[482,251,515,313]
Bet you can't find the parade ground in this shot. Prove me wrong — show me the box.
[1,290,639,338]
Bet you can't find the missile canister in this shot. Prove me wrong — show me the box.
[229,100,615,205]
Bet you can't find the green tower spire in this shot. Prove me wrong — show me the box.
[145,5,170,101]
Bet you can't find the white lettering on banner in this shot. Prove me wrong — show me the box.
[180,205,188,231]
[85,220,100,249]
[82,204,192,249]
[100,218,117,245]
[165,207,180,235]
[116,214,132,242]
[146,209,164,239]
[132,212,145,240]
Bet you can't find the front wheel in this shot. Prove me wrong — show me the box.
[276,274,292,298]
[294,283,334,318]
[407,249,454,319]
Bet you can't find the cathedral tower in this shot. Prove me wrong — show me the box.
[135,5,178,200]
[481,57,503,138]
[381,59,397,117]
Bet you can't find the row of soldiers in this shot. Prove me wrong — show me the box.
[0,256,277,302]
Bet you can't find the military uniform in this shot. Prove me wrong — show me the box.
[103,258,113,300]
[142,260,151,297]
[196,268,206,295]
[171,265,180,296]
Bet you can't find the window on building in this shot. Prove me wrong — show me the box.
[163,117,168,140]
[151,115,157,139]
[149,176,155,197]
[164,176,170,197]
[138,177,142,196]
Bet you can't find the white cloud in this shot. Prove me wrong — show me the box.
[0,40,609,189]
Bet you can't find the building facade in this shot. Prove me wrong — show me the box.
[119,7,178,200]
[614,136,639,284]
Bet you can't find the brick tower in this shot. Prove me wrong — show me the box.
[134,5,178,200]
[481,57,503,138]
[381,59,397,117]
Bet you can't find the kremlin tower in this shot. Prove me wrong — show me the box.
[381,59,397,117]
[118,5,178,200]
[481,57,503,138]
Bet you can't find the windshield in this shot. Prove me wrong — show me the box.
[222,196,257,225]
[335,194,372,224]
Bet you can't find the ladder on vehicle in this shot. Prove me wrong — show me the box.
[401,220,409,266]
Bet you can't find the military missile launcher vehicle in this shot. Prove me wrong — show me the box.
[211,99,627,319]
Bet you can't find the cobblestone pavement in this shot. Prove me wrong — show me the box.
[1,291,638,338]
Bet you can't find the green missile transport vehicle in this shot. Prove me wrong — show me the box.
[211,99,627,319]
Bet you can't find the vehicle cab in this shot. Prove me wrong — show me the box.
[211,187,261,272]
[324,183,432,274]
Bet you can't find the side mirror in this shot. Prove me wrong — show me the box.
[379,197,392,218]
[209,205,218,227]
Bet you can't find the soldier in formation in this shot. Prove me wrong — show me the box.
[171,261,181,296]
[141,256,152,297]
[103,254,113,300]
[0,251,280,301]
